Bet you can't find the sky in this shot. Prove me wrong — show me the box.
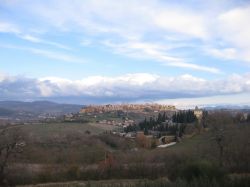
[0,0,250,107]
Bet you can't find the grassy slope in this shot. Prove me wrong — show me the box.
[170,133,210,151]
[16,122,118,164]
[21,122,115,137]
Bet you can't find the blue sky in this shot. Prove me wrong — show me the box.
[0,0,250,106]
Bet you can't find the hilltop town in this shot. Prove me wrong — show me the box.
[63,104,206,149]
[64,104,178,130]
[80,104,176,114]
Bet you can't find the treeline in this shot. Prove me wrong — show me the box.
[125,110,197,135]
[138,112,168,132]
[172,110,197,123]
[124,112,169,133]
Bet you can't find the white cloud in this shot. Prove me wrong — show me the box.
[25,0,209,40]
[1,73,250,104]
[0,20,70,50]
[29,48,84,63]
[80,39,92,46]
[218,6,250,49]
[157,93,250,109]
[1,0,222,73]
[0,44,84,64]
[0,72,8,82]
[167,62,221,74]
[102,40,221,73]
[152,9,208,39]
[35,73,250,99]
[2,0,250,71]
[19,34,70,50]
[204,47,237,60]
[0,21,20,34]
[38,73,160,97]
[208,6,250,62]
[37,82,54,97]
[102,40,183,62]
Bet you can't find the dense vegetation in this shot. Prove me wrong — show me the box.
[125,110,196,137]
[172,110,196,123]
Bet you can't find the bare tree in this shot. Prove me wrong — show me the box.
[0,126,24,185]
[207,111,233,167]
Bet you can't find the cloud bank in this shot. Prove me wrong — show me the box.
[1,72,250,104]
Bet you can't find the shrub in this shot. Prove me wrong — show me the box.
[178,160,226,182]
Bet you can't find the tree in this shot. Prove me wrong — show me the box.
[247,113,250,123]
[172,110,196,124]
[201,110,208,128]
[234,112,245,123]
[157,113,162,124]
[207,112,233,166]
[162,112,167,122]
[0,126,24,185]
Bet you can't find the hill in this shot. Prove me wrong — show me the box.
[0,100,83,116]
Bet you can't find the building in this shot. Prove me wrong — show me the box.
[194,106,203,120]
[80,104,176,114]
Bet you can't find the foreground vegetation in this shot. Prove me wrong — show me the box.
[1,111,250,186]
[18,177,250,187]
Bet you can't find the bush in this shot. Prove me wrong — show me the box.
[66,165,80,180]
[178,160,226,182]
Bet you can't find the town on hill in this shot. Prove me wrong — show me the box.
[80,104,176,114]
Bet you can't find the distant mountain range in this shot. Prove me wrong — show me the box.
[0,100,84,117]
[202,104,250,110]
